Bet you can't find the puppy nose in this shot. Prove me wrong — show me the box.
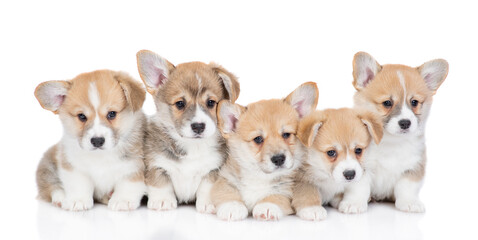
[343,170,356,180]
[191,122,206,134]
[271,154,286,167]
[91,137,105,148]
[398,119,411,130]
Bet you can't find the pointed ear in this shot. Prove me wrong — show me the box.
[210,63,240,103]
[34,80,71,114]
[358,111,384,145]
[114,72,146,112]
[217,100,245,138]
[353,52,382,90]
[417,59,449,93]
[136,50,175,95]
[297,113,323,147]
[284,82,318,118]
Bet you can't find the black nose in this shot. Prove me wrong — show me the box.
[271,154,286,167]
[343,170,356,180]
[91,137,105,148]
[398,119,411,130]
[191,123,206,134]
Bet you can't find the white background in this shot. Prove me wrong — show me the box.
[1,0,477,239]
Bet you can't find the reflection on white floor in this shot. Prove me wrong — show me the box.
[36,201,423,240]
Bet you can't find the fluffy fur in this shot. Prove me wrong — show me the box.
[35,70,147,211]
[292,108,383,220]
[351,52,448,212]
[211,82,319,221]
[137,50,240,213]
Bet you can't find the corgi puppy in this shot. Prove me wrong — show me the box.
[136,50,240,213]
[35,70,147,211]
[211,82,319,221]
[292,108,383,220]
[351,52,449,212]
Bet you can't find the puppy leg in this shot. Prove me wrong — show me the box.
[108,171,146,211]
[253,195,293,221]
[36,146,65,207]
[59,168,94,211]
[292,181,326,221]
[195,171,217,214]
[146,167,177,211]
[339,175,370,214]
[211,177,248,221]
[394,176,425,213]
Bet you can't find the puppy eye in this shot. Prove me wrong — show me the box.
[326,150,337,157]
[411,99,419,107]
[382,100,393,108]
[107,111,117,120]
[78,113,87,122]
[282,133,291,139]
[355,148,362,155]
[207,99,216,109]
[253,136,264,144]
[175,101,186,110]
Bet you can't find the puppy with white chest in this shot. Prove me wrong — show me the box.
[136,50,240,213]
[351,52,449,212]
[211,82,318,221]
[35,70,147,211]
[292,108,383,220]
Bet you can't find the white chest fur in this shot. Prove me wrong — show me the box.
[62,143,138,199]
[153,136,223,203]
[365,133,425,200]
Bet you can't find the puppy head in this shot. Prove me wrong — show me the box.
[218,82,318,174]
[137,50,240,139]
[352,52,448,136]
[35,70,146,151]
[298,108,383,183]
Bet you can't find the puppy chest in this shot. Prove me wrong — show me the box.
[317,179,345,204]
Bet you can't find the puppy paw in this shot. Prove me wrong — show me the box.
[195,199,215,214]
[51,190,66,208]
[61,198,94,211]
[252,203,283,221]
[216,201,248,221]
[147,197,178,211]
[338,200,367,214]
[395,199,425,213]
[297,206,327,221]
[108,197,141,211]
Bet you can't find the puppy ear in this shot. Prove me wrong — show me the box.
[210,63,240,103]
[285,82,319,118]
[417,59,449,93]
[34,80,71,114]
[359,111,384,145]
[136,50,175,95]
[297,113,323,147]
[217,100,245,138]
[114,72,146,112]
[353,52,382,90]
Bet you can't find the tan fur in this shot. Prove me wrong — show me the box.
[145,167,171,188]
[211,176,243,206]
[36,145,61,202]
[258,194,294,216]
[291,170,322,212]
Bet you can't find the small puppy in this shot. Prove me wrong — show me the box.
[292,108,383,220]
[351,52,449,212]
[136,50,240,213]
[211,82,319,221]
[35,70,147,211]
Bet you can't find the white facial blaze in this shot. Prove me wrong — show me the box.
[332,153,363,184]
[181,105,216,138]
[384,71,419,135]
[81,83,115,150]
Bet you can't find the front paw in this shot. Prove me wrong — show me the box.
[216,201,248,221]
[297,206,327,221]
[338,200,368,214]
[108,196,141,211]
[195,199,215,214]
[253,203,283,221]
[147,197,178,211]
[395,199,425,213]
[61,198,94,211]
